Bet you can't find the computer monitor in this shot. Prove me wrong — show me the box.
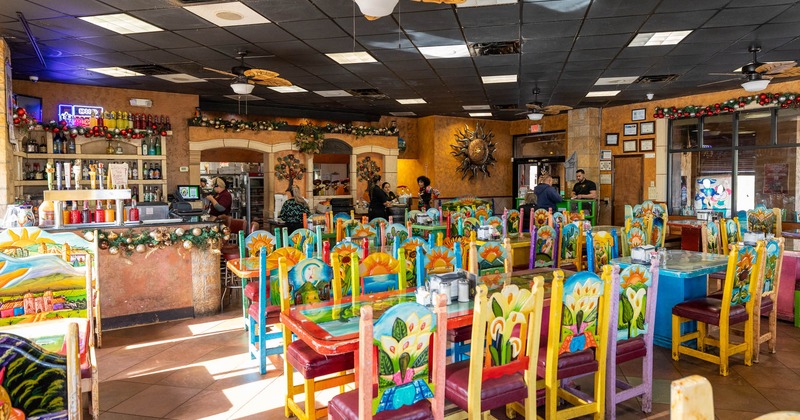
[176,185,201,201]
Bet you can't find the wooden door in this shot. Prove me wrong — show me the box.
[612,155,644,226]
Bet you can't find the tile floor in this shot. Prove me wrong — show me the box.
[97,307,800,419]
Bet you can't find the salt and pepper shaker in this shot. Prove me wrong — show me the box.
[458,279,469,302]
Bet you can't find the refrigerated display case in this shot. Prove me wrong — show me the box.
[248,176,264,228]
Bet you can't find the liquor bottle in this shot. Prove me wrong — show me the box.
[153,163,160,180]
[115,142,123,154]
[165,116,171,131]
[148,138,155,155]
[148,163,154,180]
[146,114,153,129]
[67,136,76,154]
[131,185,139,202]
[132,163,138,180]
[61,134,68,154]
[95,202,105,223]
[141,138,148,156]
[82,163,89,181]
[128,112,133,129]
[89,111,97,127]
[53,133,62,154]
[97,111,104,128]
[70,201,81,225]
[117,111,125,129]
[155,136,161,155]
[108,111,116,129]
[143,163,149,180]
[38,136,47,153]
[81,201,90,223]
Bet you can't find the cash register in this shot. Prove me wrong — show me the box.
[171,185,205,217]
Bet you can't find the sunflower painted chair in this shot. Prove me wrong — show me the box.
[359,251,407,294]
[538,269,613,420]
[672,241,764,376]
[702,220,728,294]
[422,245,459,276]
[445,281,545,419]
[721,218,742,252]
[247,246,306,374]
[746,205,782,236]
[530,225,558,269]
[506,209,521,238]
[558,222,583,271]
[604,258,660,420]
[533,208,553,228]
[328,299,447,420]
[233,230,276,318]
[587,230,618,273]
[278,257,355,420]
[331,240,363,298]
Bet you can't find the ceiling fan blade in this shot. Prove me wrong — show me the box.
[756,61,796,75]
[543,105,572,113]
[204,77,233,80]
[708,72,740,76]
[254,77,292,87]
[203,67,237,77]
[244,68,279,79]
[698,78,739,87]
[771,67,800,78]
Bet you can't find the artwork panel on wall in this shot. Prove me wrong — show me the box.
[623,124,637,136]
[623,140,638,153]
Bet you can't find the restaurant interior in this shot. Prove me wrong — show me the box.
[1,0,800,419]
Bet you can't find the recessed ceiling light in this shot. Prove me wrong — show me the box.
[390,111,417,117]
[595,76,639,86]
[80,13,162,34]
[397,98,426,105]
[481,74,517,84]
[418,44,470,59]
[154,73,207,83]
[628,30,692,47]
[463,105,491,111]
[184,1,270,27]
[586,90,621,97]
[314,90,353,97]
[268,85,308,93]
[469,112,493,117]
[223,94,264,101]
[325,51,377,64]
[457,0,518,7]
[87,67,144,77]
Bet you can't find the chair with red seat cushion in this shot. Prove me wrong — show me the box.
[329,299,447,420]
[672,241,764,376]
[445,280,545,418]
[276,256,354,420]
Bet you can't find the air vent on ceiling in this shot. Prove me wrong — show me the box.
[635,74,679,83]
[122,64,177,75]
[469,41,520,56]
[346,88,389,99]
[492,104,519,111]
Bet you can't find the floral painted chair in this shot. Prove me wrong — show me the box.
[475,205,491,220]
[445,282,545,419]
[604,258,660,419]
[533,208,553,228]
[672,242,764,376]
[587,230,618,273]
[385,223,409,244]
[331,240,363,297]
[400,237,430,286]
[746,205,782,236]
[558,222,583,271]
[359,251,407,294]
[753,237,785,362]
[721,218,742,252]
[328,299,447,420]
[621,217,646,256]
[539,269,613,419]
[530,225,558,269]
[507,209,521,237]
[277,257,354,420]
[650,214,666,248]
[552,211,568,228]
[368,217,389,232]
[288,228,316,252]
[701,220,721,255]
[462,217,480,239]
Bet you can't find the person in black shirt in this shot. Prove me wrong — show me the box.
[368,175,390,220]
[571,169,597,200]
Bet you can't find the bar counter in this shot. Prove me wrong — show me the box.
[41,220,222,330]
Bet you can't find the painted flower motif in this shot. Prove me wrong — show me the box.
[247,233,273,256]
[565,280,600,324]
[628,229,644,248]
[361,253,400,276]
[479,244,503,263]
[333,242,360,258]
[425,248,455,274]
[487,285,535,365]
[737,248,755,271]
[534,210,549,227]
[625,287,647,330]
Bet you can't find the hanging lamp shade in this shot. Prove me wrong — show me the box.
[354,0,399,20]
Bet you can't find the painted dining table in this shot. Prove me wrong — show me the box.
[411,223,447,239]
[611,249,729,348]
[280,267,574,356]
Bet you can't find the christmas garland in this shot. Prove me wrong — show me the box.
[189,116,288,132]
[654,92,800,119]
[294,123,325,154]
[325,123,399,138]
[85,225,230,256]
[13,107,161,141]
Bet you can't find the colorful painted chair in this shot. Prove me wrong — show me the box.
[604,258,660,419]
[278,257,355,420]
[552,211,568,227]
[328,299,447,420]
[558,222,583,271]
[348,222,377,241]
[423,245,458,275]
[462,217,480,238]
[368,217,389,231]
[672,242,764,376]
[670,375,714,419]
[533,208,552,228]
[385,223,409,244]
[587,230,618,273]
[445,281,544,419]
[288,228,316,251]
[539,269,613,419]
[359,251,407,294]
[506,209,521,237]
[753,237,785,362]
[400,237,430,286]
[721,218,742,252]
[530,225,558,269]
[746,205,782,236]
[650,214,666,248]
[331,240,363,297]
[701,220,721,254]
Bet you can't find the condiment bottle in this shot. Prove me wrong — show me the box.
[95,202,105,223]
[81,201,90,223]
[128,199,140,222]
[105,200,115,223]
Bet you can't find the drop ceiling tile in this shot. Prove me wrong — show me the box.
[522,37,574,53]
[428,57,473,69]
[563,59,611,71]
[398,69,439,80]
[360,34,415,50]
[41,0,121,16]
[248,0,327,22]
[80,52,147,66]
[95,0,178,11]
[281,19,348,40]
[400,10,459,32]
[174,28,246,46]
[383,59,431,71]
[368,48,422,62]
[521,21,581,39]
[310,0,362,18]
[128,31,200,48]
[78,35,153,51]
[616,45,674,58]
[521,51,569,65]
[334,16,401,36]
[573,34,631,50]
[255,41,317,56]
[436,66,479,77]
[285,54,339,67]
[751,23,800,40]
[727,0,797,6]
[522,2,589,22]
[703,6,786,27]
[569,48,620,61]
[129,8,212,30]
[4,0,67,19]
[581,16,648,36]
[587,0,660,18]
[225,24,295,43]
[32,17,119,38]
[682,26,758,44]
[464,25,521,43]
[769,3,800,23]
[668,42,725,56]
[126,49,188,64]
[640,11,716,32]
[305,36,361,53]
[457,4,519,27]
[406,29,466,47]
[169,46,231,62]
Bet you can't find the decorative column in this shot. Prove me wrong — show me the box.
[350,154,358,205]
[266,152,276,218]
[566,108,603,220]
[0,40,14,215]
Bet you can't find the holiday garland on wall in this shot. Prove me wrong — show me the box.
[294,123,325,154]
[187,116,399,141]
[654,92,800,119]
[85,225,230,257]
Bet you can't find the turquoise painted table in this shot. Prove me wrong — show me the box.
[411,223,447,239]
[611,250,729,348]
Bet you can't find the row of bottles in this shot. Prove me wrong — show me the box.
[24,136,48,154]
[23,159,165,187]
[37,199,142,227]
[141,137,163,156]
[24,132,165,156]
[92,111,171,132]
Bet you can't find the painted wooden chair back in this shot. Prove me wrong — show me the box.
[624,226,646,257]
[721,218,741,251]
[460,206,475,218]
[244,230,276,256]
[359,251,407,293]
[701,220,722,254]
[424,246,457,275]
[443,236,470,269]
[348,223,377,240]
[462,217,480,238]
[330,241,363,298]
[426,208,441,221]
[265,246,306,306]
[486,216,503,231]
[355,299,446,419]
[532,225,558,268]
[558,222,583,269]
[506,209,521,237]
[385,223,409,244]
[407,210,422,221]
[727,242,763,307]
[368,217,388,232]
[465,281,544,418]
[475,206,491,220]
[288,228,316,252]
[277,257,337,309]
[670,375,714,420]
[761,237,784,296]
[401,237,430,286]
[533,208,552,228]
[746,205,782,236]
[552,211,568,227]
[472,240,511,276]
[589,230,617,273]
[650,215,666,248]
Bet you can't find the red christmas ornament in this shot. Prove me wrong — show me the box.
[16,108,25,116]
[160,130,167,136]
[52,128,60,134]
[12,117,19,124]
[106,133,113,139]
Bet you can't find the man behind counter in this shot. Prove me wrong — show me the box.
[206,177,233,220]
[571,169,597,200]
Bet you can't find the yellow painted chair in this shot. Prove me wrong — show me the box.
[672,241,764,376]
[444,280,545,419]
[753,237,785,362]
[538,268,613,420]
[721,218,742,252]
[746,205,782,237]
[278,256,355,420]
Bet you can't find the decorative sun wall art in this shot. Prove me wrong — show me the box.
[450,123,497,180]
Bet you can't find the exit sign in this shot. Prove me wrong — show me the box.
[530,124,542,133]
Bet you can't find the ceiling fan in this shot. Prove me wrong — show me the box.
[700,45,798,92]
[203,51,291,95]
[515,88,573,120]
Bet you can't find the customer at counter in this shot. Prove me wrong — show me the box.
[206,177,232,221]
[279,185,311,233]
[368,175,390,220]
[533,173,563,211]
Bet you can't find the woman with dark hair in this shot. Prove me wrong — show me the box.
[382,182,398,201]
[417,176,435,210]
[368,175,390,220]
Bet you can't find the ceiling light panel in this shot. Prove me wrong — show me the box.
[469,112,493,117]
[463,105,491,110]
[586,90,621,97]
[325,51,377,64]
[87,67,144,77]
[154,73,207,83]
[418,45,470,59]
[481,74,517,84]
[397,98,427,104]
[595,76,639,86]
[269,86,308,93]
[184,1,270,27]
[80,13,162,34]
[628,31,692,47]
[314,90,353,97]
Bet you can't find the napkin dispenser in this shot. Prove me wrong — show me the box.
[743,231,767,246]
[477,225,498,241]
[631,245,656,264]
[429,270,470,302]
[415,214,433,225]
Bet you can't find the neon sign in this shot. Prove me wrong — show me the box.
[57,104,104,127]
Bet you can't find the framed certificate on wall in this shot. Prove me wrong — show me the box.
[623,140,638,152]
[623,123,637,136]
